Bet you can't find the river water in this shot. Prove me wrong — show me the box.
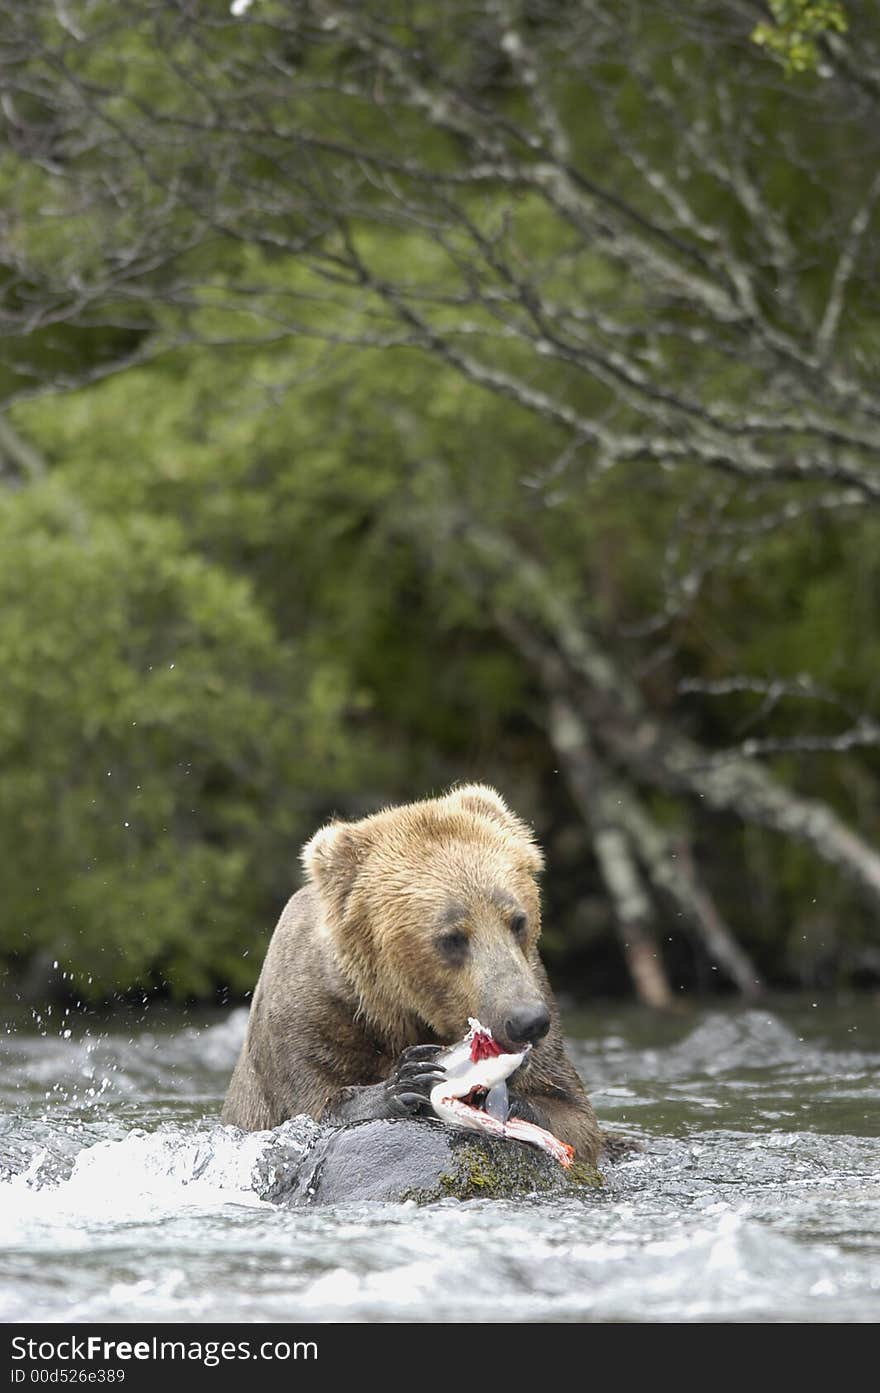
[0,998,878,1322]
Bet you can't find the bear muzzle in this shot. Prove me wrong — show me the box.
[503,1003,551,1047]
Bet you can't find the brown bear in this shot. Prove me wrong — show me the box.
[221,784,601,1164]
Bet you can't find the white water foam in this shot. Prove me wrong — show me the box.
[2,1004,879,1322]
[0,1118,317,1246]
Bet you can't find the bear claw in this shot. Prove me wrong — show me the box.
[387,1045,447,1117]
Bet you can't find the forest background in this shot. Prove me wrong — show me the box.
[2,1,879,1011]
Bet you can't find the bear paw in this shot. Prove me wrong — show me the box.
[386,1044,446,1117]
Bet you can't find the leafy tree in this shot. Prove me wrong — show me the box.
[0,467,363,997]
[3,1,880,1002]
[752,1,848,75]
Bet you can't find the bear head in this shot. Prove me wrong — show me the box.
[301,784,551,1053]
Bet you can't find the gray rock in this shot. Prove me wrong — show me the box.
[270,1117,603,1206]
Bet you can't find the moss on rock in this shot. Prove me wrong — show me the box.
[417,1132,603,1203]
[280,1117,604,1206]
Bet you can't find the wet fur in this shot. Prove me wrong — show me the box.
[222,785,601,1164]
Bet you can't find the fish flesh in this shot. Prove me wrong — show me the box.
[430,1018,574,1168]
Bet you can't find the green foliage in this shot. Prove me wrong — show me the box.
[752,1,848,75]
[1,0,879,1002]
[0,473,363,997]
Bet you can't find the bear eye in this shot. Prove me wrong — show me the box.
[437,930,469,962]
[510,911,528,938]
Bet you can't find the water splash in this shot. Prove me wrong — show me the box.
[0,1001,878,1321]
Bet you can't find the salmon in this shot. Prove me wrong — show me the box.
[429,1019,574,1169]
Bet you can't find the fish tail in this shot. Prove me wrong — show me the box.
[436,1097,575,1169]
[503,1118,575,1169]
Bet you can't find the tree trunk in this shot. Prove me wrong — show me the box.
[547,694,676,1009]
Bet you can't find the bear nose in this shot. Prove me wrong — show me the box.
[505,1004,551,1045]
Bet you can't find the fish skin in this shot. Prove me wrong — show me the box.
[484,1080,509,1122]
[502,1117,575,1168]
[435,1097,574,1169]
[429,1019,575,1168]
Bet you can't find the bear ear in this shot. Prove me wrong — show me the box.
[300,819,368,909]
[446,783,544,872]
